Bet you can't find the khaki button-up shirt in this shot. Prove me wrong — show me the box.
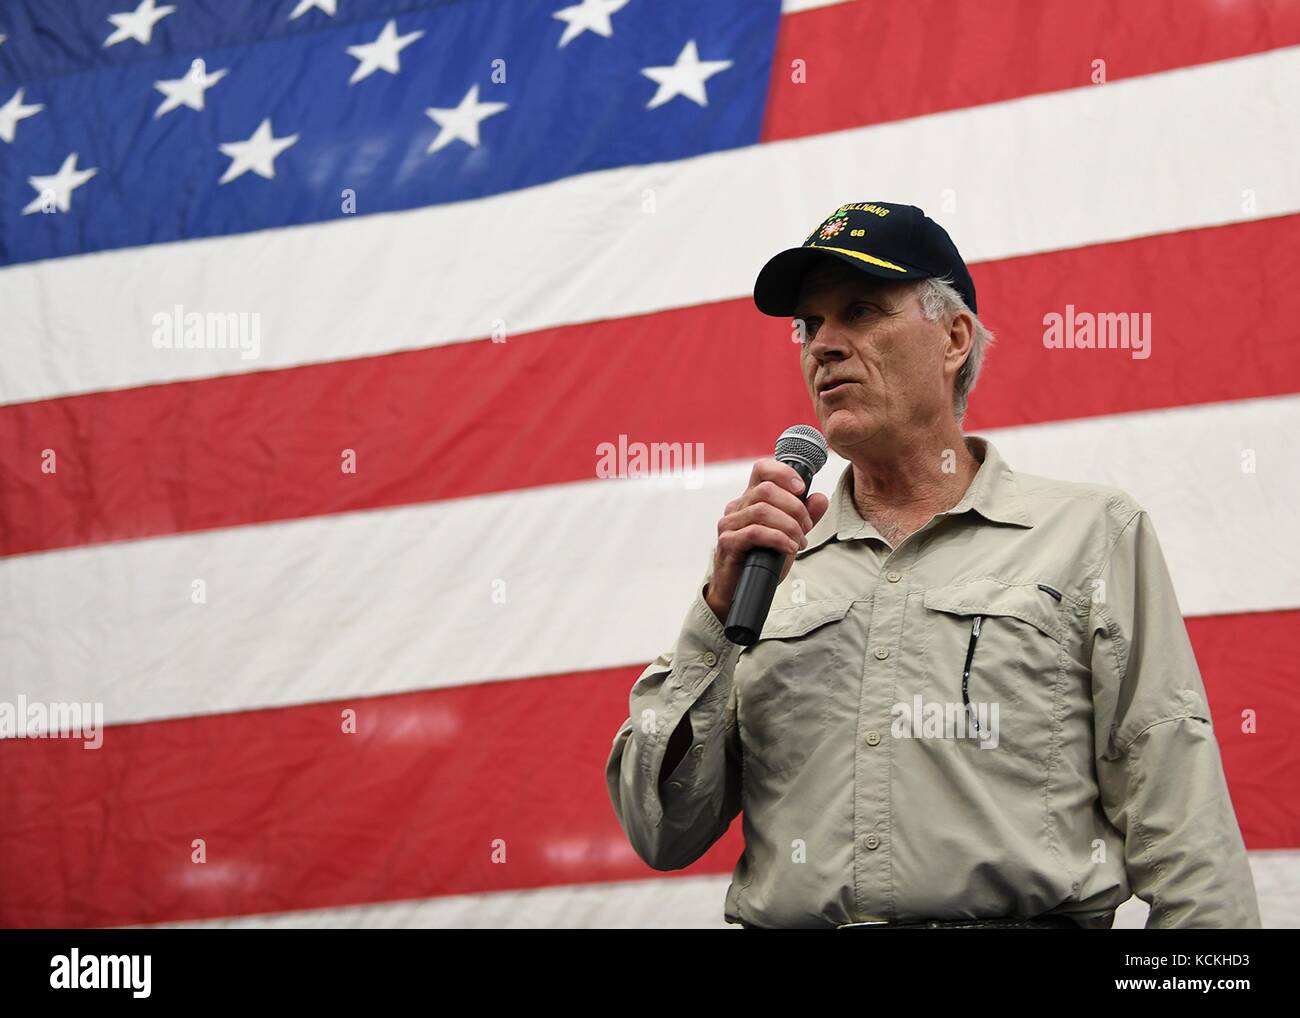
[606,435,1261,929]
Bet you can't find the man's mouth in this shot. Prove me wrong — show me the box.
[818,379,853,396]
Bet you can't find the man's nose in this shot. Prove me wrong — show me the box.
[808,325,850,361]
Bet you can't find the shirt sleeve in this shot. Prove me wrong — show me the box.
[1089,508,1262,928]
[605,567,744,871]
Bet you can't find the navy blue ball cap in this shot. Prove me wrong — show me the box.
[753,202,977,317]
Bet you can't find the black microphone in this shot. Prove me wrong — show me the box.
[724,425,829,646]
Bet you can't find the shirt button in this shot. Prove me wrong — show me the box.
[886,571,902,583]
[702,651,717,666]
[691,744,705,757]
[865,730,881,746]
[873,646,889,660]
[864,833,881,851]
[667,781,684,792]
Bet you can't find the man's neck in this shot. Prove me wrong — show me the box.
[846,427,981,544]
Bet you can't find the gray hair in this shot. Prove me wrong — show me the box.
[916,276,994,424]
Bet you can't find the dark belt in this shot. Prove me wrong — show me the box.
[837,915,1080,930]
[743,915,1080,930]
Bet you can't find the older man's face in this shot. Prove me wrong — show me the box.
[793,261,958,454]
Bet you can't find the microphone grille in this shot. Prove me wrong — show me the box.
[774,425,829,475]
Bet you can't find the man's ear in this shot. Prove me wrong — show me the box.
[944,310,975,378]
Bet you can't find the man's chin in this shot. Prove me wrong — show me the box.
[818,408,876,450]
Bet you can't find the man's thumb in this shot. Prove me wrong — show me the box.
[807,492,831,526]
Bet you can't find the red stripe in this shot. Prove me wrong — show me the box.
[0,666,741,928]
[764,0,1300,141]
[0,609,1292,928]
[2,214,1300,557]
[1190,611,1300,852]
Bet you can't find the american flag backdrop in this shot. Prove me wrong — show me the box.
[0,0,1298,929]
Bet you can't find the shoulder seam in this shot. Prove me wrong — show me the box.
[1090,508,1146,684]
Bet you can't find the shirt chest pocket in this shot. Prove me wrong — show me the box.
[736,598,857,776]
[919,579,1066,759]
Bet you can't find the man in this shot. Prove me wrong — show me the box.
[605,201,1262,929]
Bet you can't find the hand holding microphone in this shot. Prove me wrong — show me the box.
[705,426,831,644]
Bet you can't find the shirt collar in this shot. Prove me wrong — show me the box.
[797,434,1033,557]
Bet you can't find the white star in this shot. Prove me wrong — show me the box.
[22,153,98,215]
[424,84,508,154]
[346,19,424,84]
[641,39,733,110]
[552,0,629,49]
[0,88,44,144]
[154,60,228,118]
[103,0,176,48]
[289,0,336,19]
[218,118,299,184]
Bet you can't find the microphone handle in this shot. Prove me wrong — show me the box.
[723,459,816,646]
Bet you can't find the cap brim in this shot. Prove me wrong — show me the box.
[752,246,930,317]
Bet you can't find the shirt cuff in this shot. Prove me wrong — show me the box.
[671,581,743,692]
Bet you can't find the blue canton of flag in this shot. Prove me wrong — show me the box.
[0,0,782,266]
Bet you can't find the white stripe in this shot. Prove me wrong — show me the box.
[2,395,1297,727]
[153,874,740,929]
[3,46,1298,405]
[780,0,856,12]
[149,851,1300,928]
